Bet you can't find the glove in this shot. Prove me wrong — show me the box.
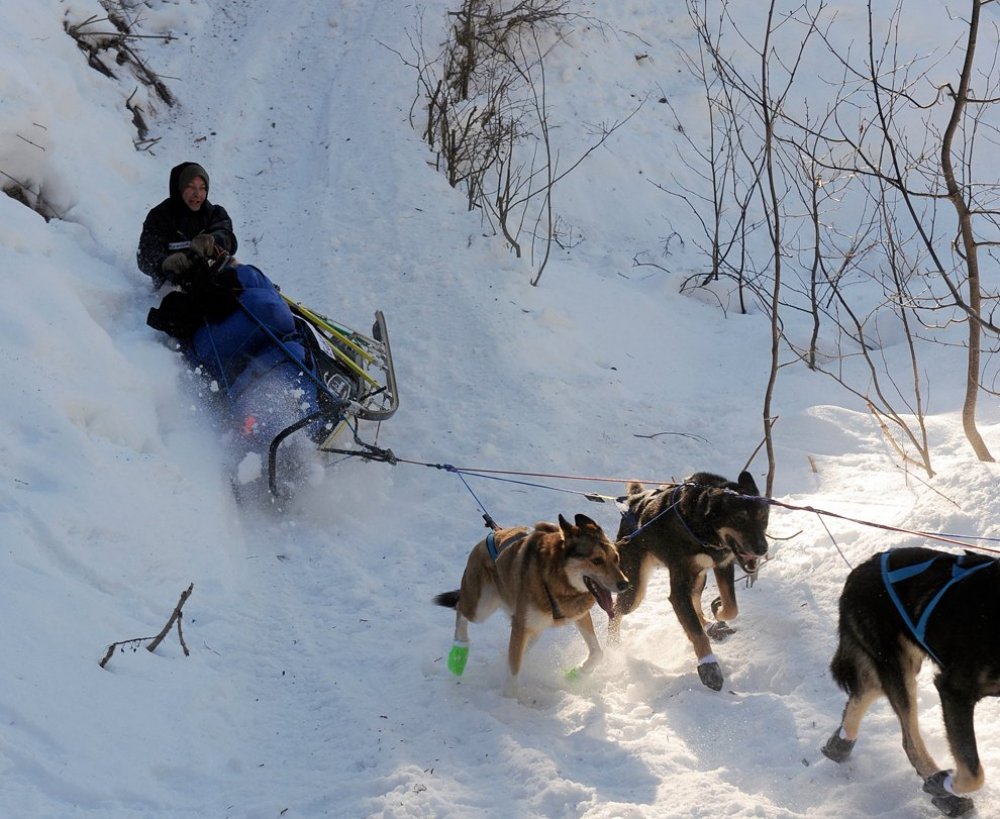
[189,233,216,259]
[161,251,192,278]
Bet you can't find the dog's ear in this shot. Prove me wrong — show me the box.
[737,470,759,495]
[574,513,598,531]
[626,480,644,496]
[558,513,574,538]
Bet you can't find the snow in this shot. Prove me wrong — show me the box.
[2,1,1000,817]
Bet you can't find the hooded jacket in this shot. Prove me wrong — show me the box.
[136,161,238,287]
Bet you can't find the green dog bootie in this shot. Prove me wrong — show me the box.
[447,641,469,677]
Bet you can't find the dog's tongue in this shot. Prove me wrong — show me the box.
[585,577,615,617]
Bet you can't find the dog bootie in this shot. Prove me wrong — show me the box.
[820,729,856,763]
[706,620,735,641]
[447,641,469,677]
[697,654,723,690]
[922,771,975,817]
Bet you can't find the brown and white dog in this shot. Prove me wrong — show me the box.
[434,513,629,697]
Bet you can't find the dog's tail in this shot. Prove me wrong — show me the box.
[830,615,879,697]
[433,590,460,609]
[829,642,860,695]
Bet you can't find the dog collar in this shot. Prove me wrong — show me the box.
[671,484,713,548]
[543,581,566,620]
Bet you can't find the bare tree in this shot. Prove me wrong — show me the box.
[935,0,996,461]
[399,0,638,285]
[671,0,1000,478]
[679,0,827,494]
[811,0,999,461]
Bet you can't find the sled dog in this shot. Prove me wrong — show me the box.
[608,471,769,691]
[434,513,629,698]
[822,547,1000,818]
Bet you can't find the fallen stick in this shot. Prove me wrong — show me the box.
[99,583,194,669]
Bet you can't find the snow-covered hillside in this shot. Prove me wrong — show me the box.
[2,2,999,817]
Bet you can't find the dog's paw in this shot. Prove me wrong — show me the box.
[565,665,598,687]
[820,729,856,764]
[697,658,724,691]
[447,641,469,677]
[706,620,736,641]
[923,772,975,817]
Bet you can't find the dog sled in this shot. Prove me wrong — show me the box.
[147,254,398,497]
[267,295,399,490]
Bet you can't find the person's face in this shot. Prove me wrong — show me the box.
[181,176,207,211]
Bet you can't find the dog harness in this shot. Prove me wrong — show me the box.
[485,529,527,561]
[881,551,993,666]
[485,528,567,620]
[614,485,685,543]
[618,484,729,560]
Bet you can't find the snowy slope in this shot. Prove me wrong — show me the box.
[2,1,1000,817]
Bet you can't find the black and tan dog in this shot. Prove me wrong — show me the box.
[822,547,1000,817]
[608,471,769,690]
[434,513,629,698]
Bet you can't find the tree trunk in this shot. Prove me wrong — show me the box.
[940,0,993,462]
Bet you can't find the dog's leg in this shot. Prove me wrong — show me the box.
[921,681,980,818]
[936,674,983,796]
[706,564,737,641]
[711,563,739,621]
[823,687,880,763]
[892,645,939,779]
[607,612,623,644]
[609,552,650,644]
[669,570,723,690]
[840,684,880,740]
[447,572,502,678]
[691,570,709,627]
[876,644,960,816]
[504,616,530,698]
[571,612,604,677]
[823,636,883,762]
[453,611,470,643]
[446,611,472,677]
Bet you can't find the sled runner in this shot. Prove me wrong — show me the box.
[147,254,398,497]
[269,295,399,493]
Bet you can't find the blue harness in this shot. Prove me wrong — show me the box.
[485,529,566,619]
[881,551,992,665]
[486,530,527,562]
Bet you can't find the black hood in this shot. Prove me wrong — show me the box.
[168,161,210,202]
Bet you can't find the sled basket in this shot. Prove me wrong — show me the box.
[265,296,399,495]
